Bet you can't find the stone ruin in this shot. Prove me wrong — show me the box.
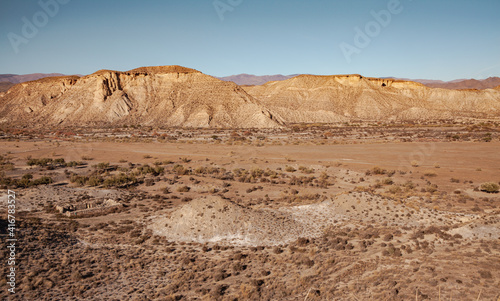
[56,199,123,217]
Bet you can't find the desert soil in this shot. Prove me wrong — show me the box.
[0,126,499,300]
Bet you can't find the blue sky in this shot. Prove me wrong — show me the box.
[1,0,499,80]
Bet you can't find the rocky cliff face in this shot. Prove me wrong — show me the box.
[1,67,499,128]
[244,74,500,122]
[0,66,282,128]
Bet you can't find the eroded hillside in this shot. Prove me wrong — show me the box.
[0,66,282,128]
[1,66,500,128]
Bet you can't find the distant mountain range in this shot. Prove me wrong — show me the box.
[0,82,15,92]
[383,77,500,90]
[219,74,500,90]
[0,73,73,92]
[216,74,299,86]
[1,72,499,93]
[0,73,67,84]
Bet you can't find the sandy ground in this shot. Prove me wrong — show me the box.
[0,136,499,300]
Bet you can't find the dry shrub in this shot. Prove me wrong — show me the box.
[177,186,190,192]
[480,182,499,193]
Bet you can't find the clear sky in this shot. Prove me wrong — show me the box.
[1,0,499,80]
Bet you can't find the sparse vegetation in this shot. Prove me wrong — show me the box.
[0,125,498,301]
[177,185,191,192]
[480,182,499,193]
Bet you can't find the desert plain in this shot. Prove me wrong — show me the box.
[0,123,499,300]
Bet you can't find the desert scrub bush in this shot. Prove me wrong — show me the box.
[22,173,33,181]
[318,171,330,188]
[411,160,419,167]
[403,180,415,190]
[172,164,189,175]
[233,168,248,177]
[382,245,402,257]
[250,168,265,178]
[354,186,373,193]
[0,155,14,171]
[177,185,191,192]
[87,176,103,187]
[33,176,53,185]
[137,164,164,176]
[65,161,85,167]
[245,186,263,193]
[423,171,437,177]
[118,166,129,172]
[263,168,278,178]
[285,166,296,173]
[298,166,315,174]
[102,173,138,188]
[480,182,499,193]
[366,166,387,175]
[81,156,93,161]
[382,178,394,185]
[14,175,53,188]
[27,157,53,167]
[194,166,226,176]
[93,162,111,173]
[70,174,88,186]
[386,185,402,194]
[424,184,438,193]
[289,175,315,186]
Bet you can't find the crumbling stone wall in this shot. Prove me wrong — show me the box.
[56,199,122,217]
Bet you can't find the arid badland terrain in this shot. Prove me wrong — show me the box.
[0,66,499,300]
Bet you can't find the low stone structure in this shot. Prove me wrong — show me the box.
[56,199,123,217]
